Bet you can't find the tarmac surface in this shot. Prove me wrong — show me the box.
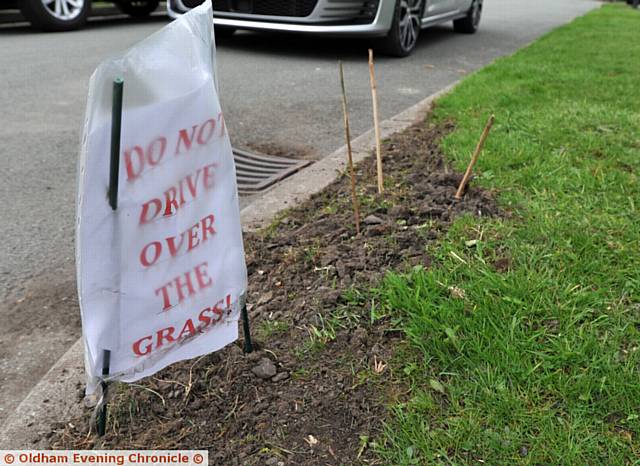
[0,0,598,426]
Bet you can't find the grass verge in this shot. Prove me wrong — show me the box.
[375,5,640,464]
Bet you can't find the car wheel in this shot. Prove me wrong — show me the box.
[214,26,236,40]
[116,0,160,18]
[453,0,482,34]
[20,0,91,31]
[377,0,424,57]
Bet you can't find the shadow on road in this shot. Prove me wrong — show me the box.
[217,25,458,62]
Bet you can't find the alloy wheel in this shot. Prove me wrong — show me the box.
[40,0,85,21]
[398,0,422,52]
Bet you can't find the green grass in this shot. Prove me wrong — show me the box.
[375,5,640,464]
[257,319,290,339]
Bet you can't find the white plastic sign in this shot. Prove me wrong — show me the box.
[76,0,246,394]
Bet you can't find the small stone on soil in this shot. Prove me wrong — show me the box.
[246,351,263,362]
[257,291,274,306]
[271,372,290,383]
[317,286,341,304]
[363,214,384,225]
[352,328,368,346]
[251,358,277,379]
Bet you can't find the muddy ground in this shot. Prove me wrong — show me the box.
[50,119,499,465]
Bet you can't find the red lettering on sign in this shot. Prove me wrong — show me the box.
[163,186,179,217]
[166,232,186,258]
[174,116,224,156]
[198,307,212,327]
[156,327,175,348]
[125,114,226,182]
[125,137,167,182]
[125,146,145,181]
[131,293,234,357]
[147,137,167,166]
[139,214,216,268]
[139,163,216,224]
[175,125,198,155]
[196,119,216,145]
[133,335,153,356]
[140,241,162,267]
[178,318,197,340]
[153,262,213,311]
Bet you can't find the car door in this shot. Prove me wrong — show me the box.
[424,0,459,18]
[167,0,205,17]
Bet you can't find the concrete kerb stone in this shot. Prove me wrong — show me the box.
[0,81,458,448]
[0,339,85,448]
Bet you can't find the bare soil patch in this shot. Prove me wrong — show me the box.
[50,119,499,464]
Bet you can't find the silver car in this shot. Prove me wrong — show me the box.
[169,0,483,57]
[0,1,160,31]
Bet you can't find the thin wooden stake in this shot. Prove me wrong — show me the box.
[368,49,384,194]
[455,114,495,200]
[339,61,361,235]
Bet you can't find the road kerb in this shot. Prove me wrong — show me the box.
[241,82,458,231]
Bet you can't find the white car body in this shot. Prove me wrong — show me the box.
[168,0,482,56]
[168,0,475,37]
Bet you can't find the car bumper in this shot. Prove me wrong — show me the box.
[168,0,396,37]
[212,15,391,37]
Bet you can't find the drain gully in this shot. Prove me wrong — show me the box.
[233,148,311,195]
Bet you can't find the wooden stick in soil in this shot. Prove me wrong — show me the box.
[339,61,361,235]
[368,49,384,194]
[455,114,496,200]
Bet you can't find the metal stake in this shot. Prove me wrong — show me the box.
[97,78,124,437]
[97,349,111,436]
[241,304,253,353]
[108,78,124,211]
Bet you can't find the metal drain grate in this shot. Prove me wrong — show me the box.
[233,148,311,195]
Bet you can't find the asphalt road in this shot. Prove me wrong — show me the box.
[0,0,598,426]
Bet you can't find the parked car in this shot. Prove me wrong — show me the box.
[169,0,483,57]
[0,0,159,31]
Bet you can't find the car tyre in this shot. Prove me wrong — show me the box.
[376,0,424,57]
[20,0,91,32]
[453,0,482,34]
[214,25,236,40]
[116,0,160,17]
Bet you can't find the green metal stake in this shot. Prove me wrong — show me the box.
[98,77,124,437]
[97,350,111,436]
[108,78,124,211]
[241,304,253,353]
